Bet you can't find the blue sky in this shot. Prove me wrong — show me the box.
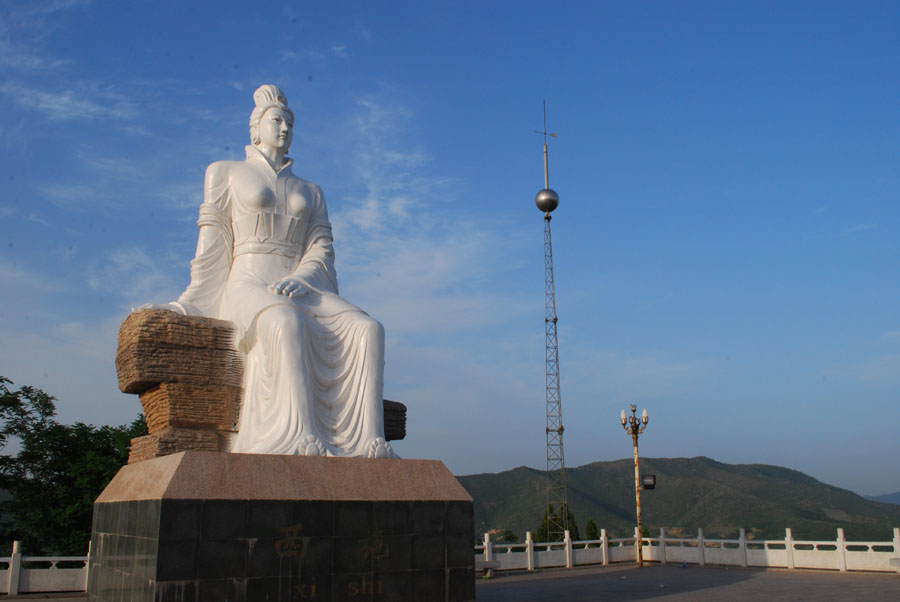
[1,1,898,496]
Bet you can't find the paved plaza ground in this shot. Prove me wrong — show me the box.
[476,564,900,601]
[4,565,900,601]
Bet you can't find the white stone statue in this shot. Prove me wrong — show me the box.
[152,85,393,459]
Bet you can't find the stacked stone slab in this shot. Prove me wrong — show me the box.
[383,399,407,441]
[117,309,407,463]
[116,309,244,463]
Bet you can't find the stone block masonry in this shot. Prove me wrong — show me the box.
[116,309,243,395]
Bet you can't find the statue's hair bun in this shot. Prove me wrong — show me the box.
[253,84,288,109]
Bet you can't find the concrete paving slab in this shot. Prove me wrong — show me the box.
[476,564,900,602]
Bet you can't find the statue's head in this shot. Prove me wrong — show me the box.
[249,84,295,151]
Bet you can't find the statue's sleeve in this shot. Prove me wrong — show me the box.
[291,183,339,295]
[176,162,234,316]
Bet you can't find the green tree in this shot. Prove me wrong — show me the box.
[585,517,600,540]
[534,503,554,542]
[501,529,518,543]
[534,503,580,542]
[562,503,580,541]
[0,377,147,555]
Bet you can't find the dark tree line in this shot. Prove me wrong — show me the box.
[0,377,147,555]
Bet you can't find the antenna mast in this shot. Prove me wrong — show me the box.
[534,101,568,541]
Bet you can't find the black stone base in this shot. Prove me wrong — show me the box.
[86,453,474,602]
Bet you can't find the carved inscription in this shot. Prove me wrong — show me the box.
[293,579,318,599]
[274,520,395,599]
[275,521,309,560]
[346,575,383,596]
[360,525,390,562]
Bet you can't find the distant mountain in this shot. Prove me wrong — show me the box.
[458,457,900,542]
[865,491,900,505]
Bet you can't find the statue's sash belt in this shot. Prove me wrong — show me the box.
[232,211,305,258]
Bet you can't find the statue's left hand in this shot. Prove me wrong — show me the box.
[269,277,310,297]
[132,302,188,315]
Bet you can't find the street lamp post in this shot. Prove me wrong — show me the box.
[620,404,649,567]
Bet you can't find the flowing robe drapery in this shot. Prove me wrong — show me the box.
[176,145,386,457]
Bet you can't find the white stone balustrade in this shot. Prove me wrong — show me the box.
[0,541,90,595]
[476,527,900,575]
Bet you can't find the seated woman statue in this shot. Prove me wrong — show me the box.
[157,84,393,459]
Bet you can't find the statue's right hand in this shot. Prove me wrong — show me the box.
[269,277,310,298]
[131,302,188,315]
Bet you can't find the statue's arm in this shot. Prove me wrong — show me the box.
[172,162,234,316]
[135,162,234,316]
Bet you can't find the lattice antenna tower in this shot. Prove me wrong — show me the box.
[533,101,568,540]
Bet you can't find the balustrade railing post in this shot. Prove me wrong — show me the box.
[836,528,847,572]
[526,531,534,571]
[659,528,666,565]
[634,526,641,564]
[893,528,900,575]
[483,533,493,564]
[697,528,705,566]
[739,528,748,568]
[564,529,573,568]
[8,540,22,596]
[601,529,609,566]
[785,528,795,570]
[84,540,92,591]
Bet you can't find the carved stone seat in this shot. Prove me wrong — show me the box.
[116,309,406,463]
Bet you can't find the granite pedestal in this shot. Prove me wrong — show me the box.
[86,452,474,602]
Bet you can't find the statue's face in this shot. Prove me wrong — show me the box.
[257,107,293,151]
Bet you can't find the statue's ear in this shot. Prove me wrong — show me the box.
[249,125,260,145]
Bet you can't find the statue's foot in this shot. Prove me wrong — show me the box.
[366,437,395,459]
[298,434,326,456]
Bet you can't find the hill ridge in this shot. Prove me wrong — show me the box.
[457,457,900,541]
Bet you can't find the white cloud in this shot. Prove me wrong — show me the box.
[567,348,717,401]
[323,90,532,342]
[0,81,138,121]
[0,258,65,296]
[0,255,139,427]
[37,151,201,212]
[88,247,184,307]
[0,38,68,71]
[279,48,327,63]
[333,94,447,233]
[0,1,89,71]
[37,183,99,207]
[824,354,900,384]
[0,319,139,428]
[845,223,875,234]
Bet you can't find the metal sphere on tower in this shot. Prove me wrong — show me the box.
[535,188,559,213]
